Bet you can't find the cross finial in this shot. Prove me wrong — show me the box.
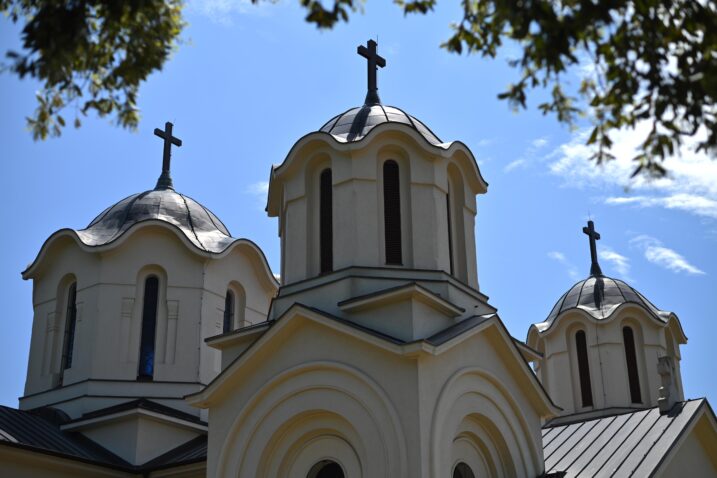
[582,220,603,276]
[153,121,182,190]
[357,39,386,105]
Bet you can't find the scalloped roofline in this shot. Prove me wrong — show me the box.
[527,301,687,344]
[266,122,489,215]
[21,221,279,290]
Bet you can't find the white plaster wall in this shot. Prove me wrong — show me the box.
[22,225,275,419]
[658,425,717,478]
[534,306,683,415]
[271,132,484,289]
[0,447,130,477]
[78,414,201,465]
[203,315,548,478]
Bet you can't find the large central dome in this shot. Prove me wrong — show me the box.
[319,104,443,146]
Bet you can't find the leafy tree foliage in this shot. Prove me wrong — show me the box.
[3,0,715,176]
[299,0,717,176]
[1,0,183,139]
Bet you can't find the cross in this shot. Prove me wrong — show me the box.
[154,121,182,190]
[357,39,386,105]
[582,220,603,276]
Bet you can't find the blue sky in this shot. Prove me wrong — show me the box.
[1,1,715,408]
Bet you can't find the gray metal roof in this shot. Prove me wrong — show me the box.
[535,275,672,333]
[77,188,236,253]
[0,405,129,467]
[541,399,708,477]
[0,402,207,472]
[320,104,444,146]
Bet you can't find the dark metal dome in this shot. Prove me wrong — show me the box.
[76,189,235,253]
[535,275,672,332]
[320,104,443,146]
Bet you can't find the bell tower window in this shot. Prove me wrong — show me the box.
[59,282,78,384]
[446,184,454,275]
[383,160,402,265]
[319,168,333,274]
[138,276,159,380]
[223,290,235,333]
[623,326,642,403]
[576,330,594,407]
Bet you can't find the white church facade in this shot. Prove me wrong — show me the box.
[1,40,716,477]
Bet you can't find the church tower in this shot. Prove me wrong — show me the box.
[19,124,277,464]
[263,40,495,340]
[190,40,558,478]
[527,221,687,417]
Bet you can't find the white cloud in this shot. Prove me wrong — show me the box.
[186,0,274,24]
[548,251,580,280]
[599,246,631,278]
[245,181,269,208]
[532,137,549,149]
[504,136,550,173]
[548,122,717,220]
[246,181,269,195]
[630,235,705,275]
[504,158,527,173]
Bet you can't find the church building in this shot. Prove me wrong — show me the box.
[1,40,716,477]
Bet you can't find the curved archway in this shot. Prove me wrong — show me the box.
[218,361,407,477]
[431,367,543,477]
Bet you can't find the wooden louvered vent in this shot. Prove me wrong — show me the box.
[319,168,333,274]
[383,160,402,265]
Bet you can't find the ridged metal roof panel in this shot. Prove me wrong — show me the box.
[542,400,706,477]
[319,104,444,146]
[76,188,235,253]
[534,275,673,333]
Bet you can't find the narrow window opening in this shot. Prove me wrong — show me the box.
[623,326,642,403]
[446,184,454,275]
[59,282,78,383]
[383,160,403,265]
[138,276,159,380]
[453,462,476,478]
[307,460,344,478]
[223,290,235,334]
[576,330,594,407]
[319,168,333,274]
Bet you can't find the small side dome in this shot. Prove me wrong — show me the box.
[77,188,235,253]
[535,275,673,333]
[320,104,443,146]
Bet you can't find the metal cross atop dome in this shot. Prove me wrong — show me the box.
[583,220,603,276]
[358,39,386,105]
[154,121,182,190]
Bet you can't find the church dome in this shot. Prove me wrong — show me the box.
[535,275,672,333]
[76,188,235,254]
[319,104,444,146]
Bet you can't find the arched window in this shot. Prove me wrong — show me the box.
[138,276,159,380]
[307,460,344,478]
[59,282,78,383]
[383,160,402,265]
[623,326,642,403]
[576,330,594,407]
[453,462,476,478]
[223,290,235,333]
[319,168,333,274]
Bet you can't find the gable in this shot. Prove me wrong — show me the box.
[186,305,557,418]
